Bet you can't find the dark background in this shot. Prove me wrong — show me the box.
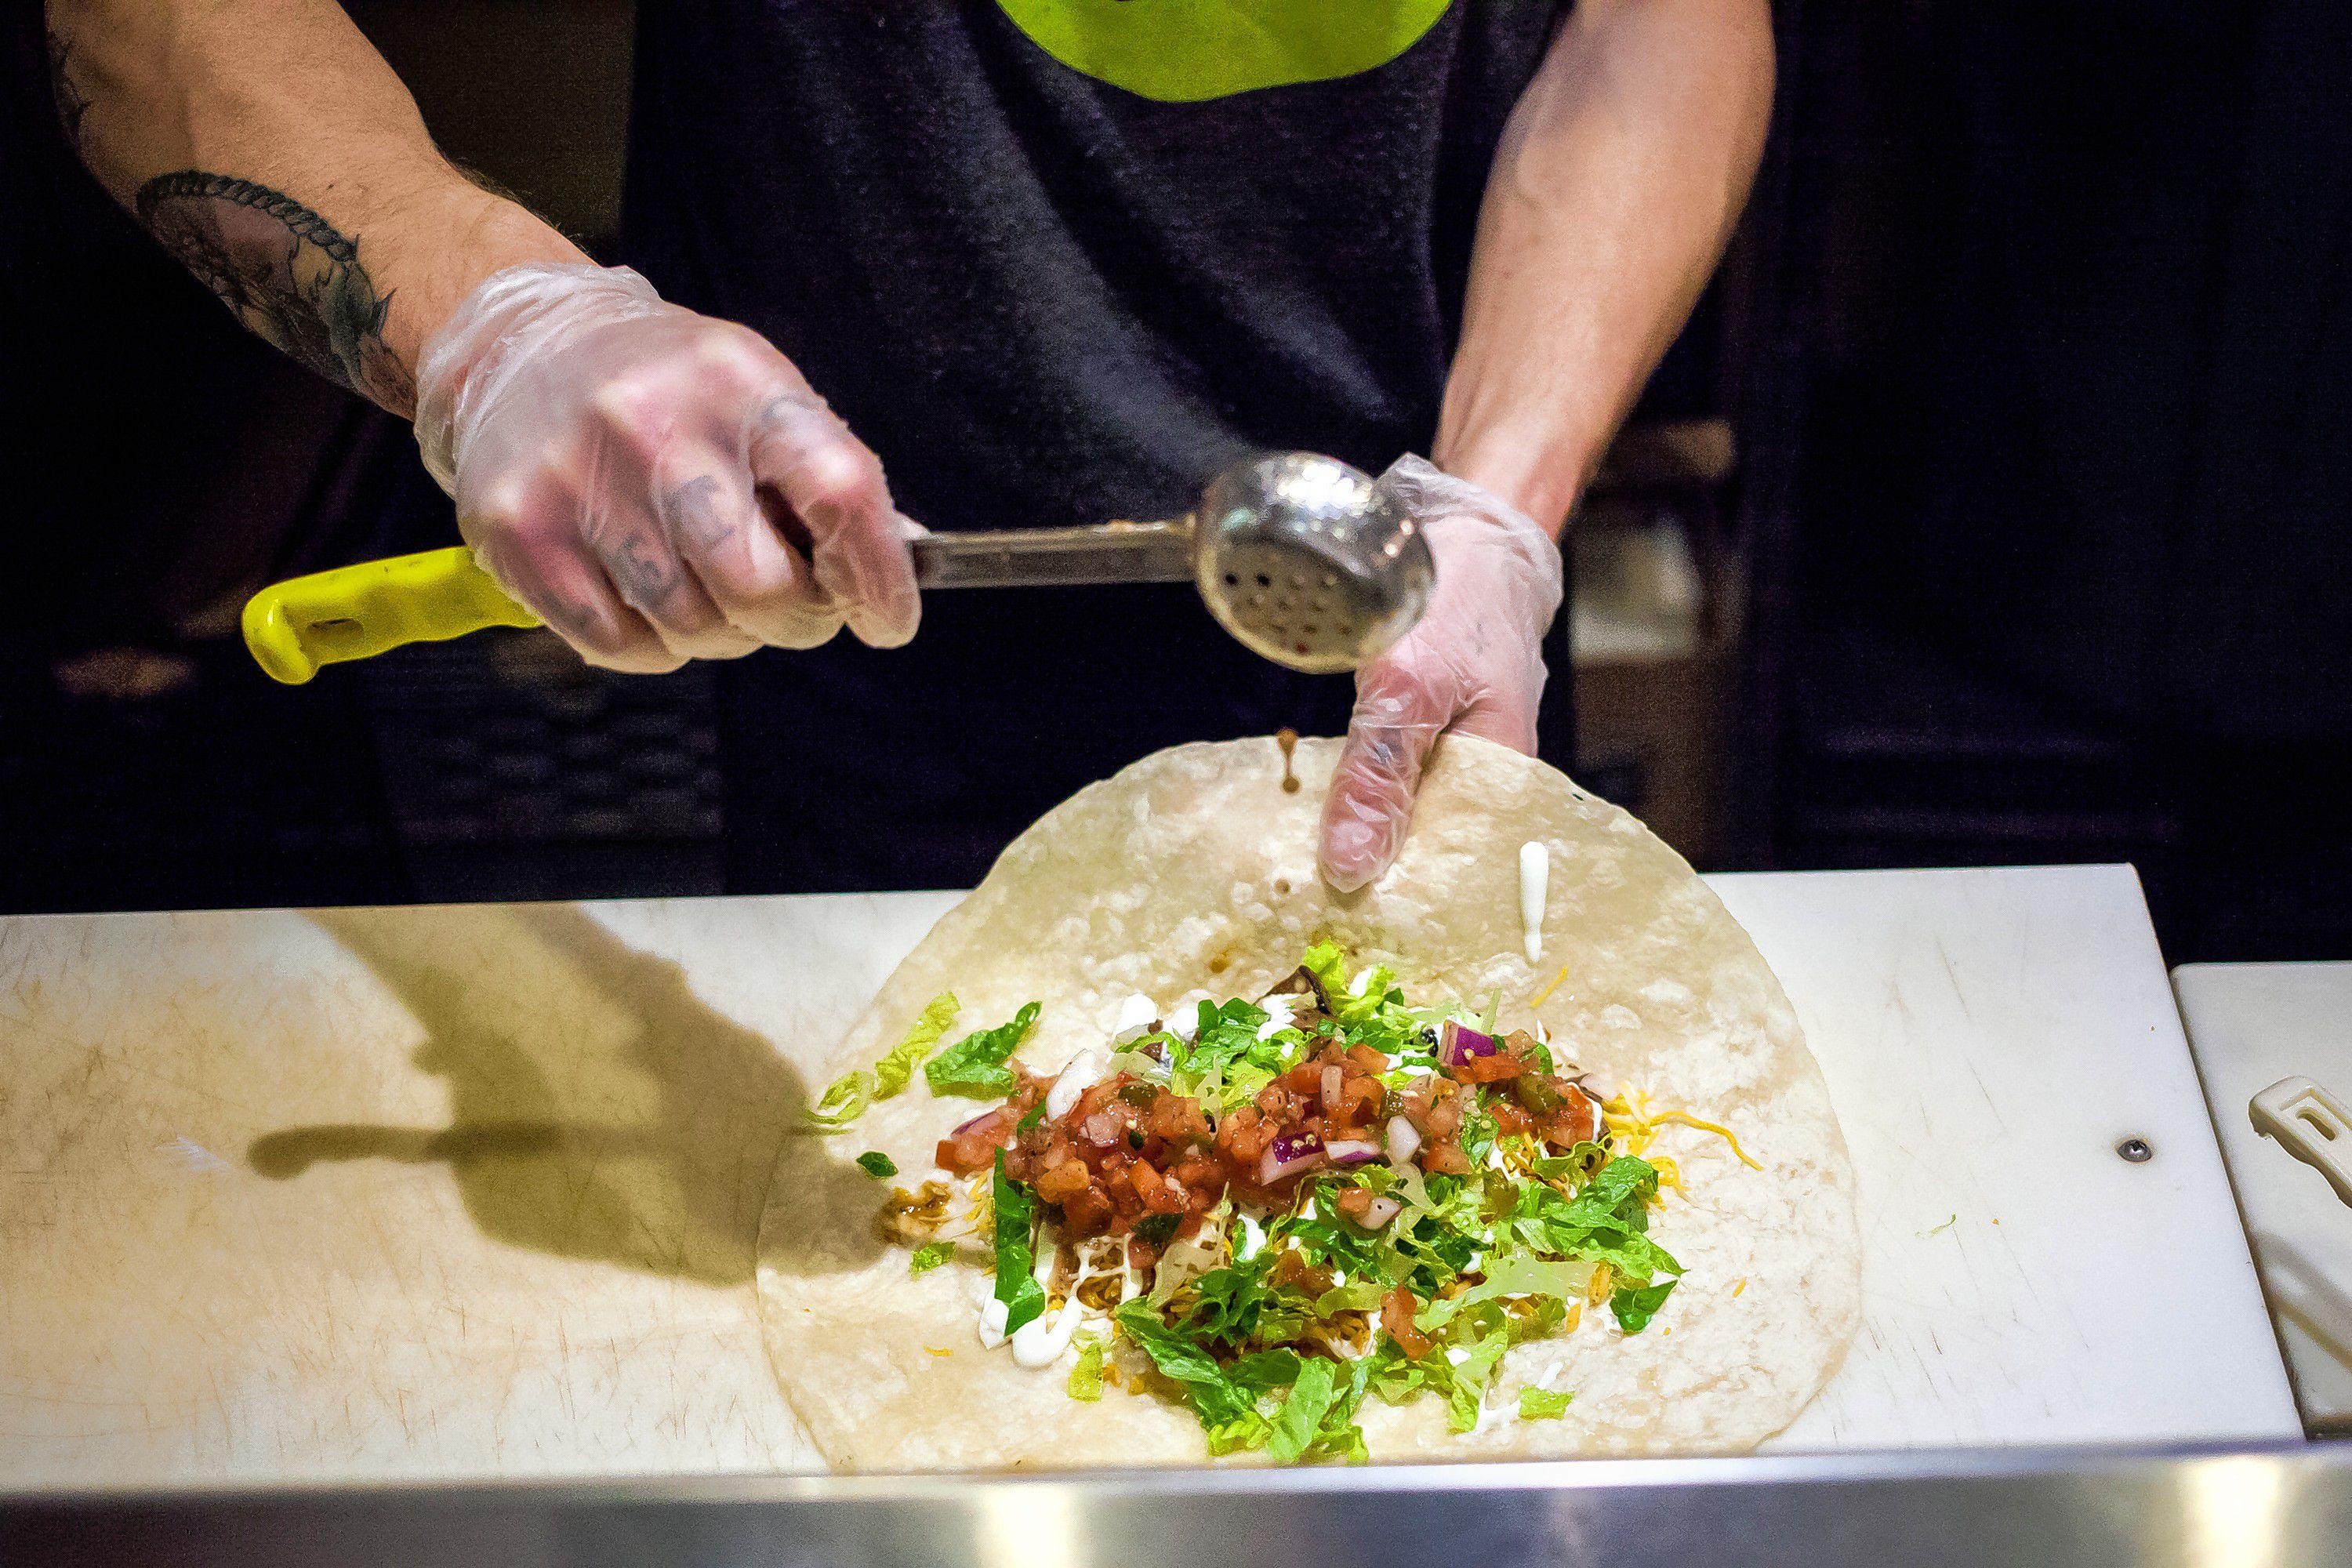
[1,0,2346,960]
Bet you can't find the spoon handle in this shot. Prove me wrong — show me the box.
[240,518,1203,685]
[910,518,1193,589]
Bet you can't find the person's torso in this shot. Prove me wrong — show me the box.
[619,0,1567,532]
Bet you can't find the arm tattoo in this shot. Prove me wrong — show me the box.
[133,171,416,411]
[45,30,90,153]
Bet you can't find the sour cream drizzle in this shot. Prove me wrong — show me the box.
[1255,992,1299,1041]
[1519,841,1549,964]
[1011,1295,1090,1367]
[1111,992,1160,1037]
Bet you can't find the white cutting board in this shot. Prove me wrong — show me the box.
[0,866,2297,1491]
[2172,961,2352,1432]
[1723,867,2298,1450]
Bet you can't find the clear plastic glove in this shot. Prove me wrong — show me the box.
[1319,455,1565,892]
[414,263,920,672]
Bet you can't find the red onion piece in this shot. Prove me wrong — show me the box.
[1385,1116,1422,1165]
[1259,1131,1327,1185]
[1269,1130,1323,1163]
[951,1107,1003,1136]
[1359,1196,1403,1229]
[1324,1138,1380,1166]
[1320,1065,1344,1112]
[1439,1018,1497,1069]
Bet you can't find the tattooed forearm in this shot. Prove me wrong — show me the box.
[133,171,416,411]
[45,30,90,152]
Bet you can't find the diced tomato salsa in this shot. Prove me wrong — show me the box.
[936,1013,1603,1269]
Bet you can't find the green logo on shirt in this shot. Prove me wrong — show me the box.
[995,0,1454,103]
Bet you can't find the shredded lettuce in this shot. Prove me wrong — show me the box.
[801,1072,869,1133]
[1109,1046,1174,1083]
[1507,1156,1683,1285]
[1067,1339,1105,1401]
[1172,1254,1278,1341]
[1584,1153,1664,1218]
[1113,1301,1257,1428]
[1301,941,1415,1036]
[1272,1171,1486,1300]
[804,992,960,1131]
[909,1241,953,1275]
[1445,1326,1511,1431]
[1530,1142,1610,1182]
[1416,1253,1592,1334]
[1314,1281,1388,1315]
[1265,1356,1338,1463]
[1509,1294,1571,1345]
[1356,1305,1515,1434]
[1167,998,1299,1110]
[1225,1062,1280,1106]
[1113,1298,1367,1464]
[927,1002,1041,1098]
[1610,1277,1678,1333]
[875,993,960,1099]
[991,1154,1047,1334]
[1147,1219,1231,1307]
[1298,942,1351,1010]
[1314,1356,1377,1464]
[1519,1387,1573,1421]
[855,1152,897,1179]
[1458,1098,1499,1166]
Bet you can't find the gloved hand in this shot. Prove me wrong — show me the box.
[1319,455,1565,891]
[413,263,920,672]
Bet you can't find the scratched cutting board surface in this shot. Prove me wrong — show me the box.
[0,866,2297,1491]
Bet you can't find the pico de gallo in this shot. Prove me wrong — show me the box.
[818,942,1733,1463]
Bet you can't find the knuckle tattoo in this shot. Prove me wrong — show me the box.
[664,474,739,552]
[545,597,610,645]
[608,530,681,606]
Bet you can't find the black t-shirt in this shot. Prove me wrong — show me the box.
[617,2,1569,889]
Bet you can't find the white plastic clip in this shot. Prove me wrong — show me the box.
[2250,1076,2352,1210]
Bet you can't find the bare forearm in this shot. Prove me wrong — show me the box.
[43,0,586,416]
[1436,0,1773,535]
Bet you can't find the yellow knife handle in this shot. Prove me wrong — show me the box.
[241,547,542,685]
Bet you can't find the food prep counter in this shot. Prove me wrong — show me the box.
[0,865,2321,1563]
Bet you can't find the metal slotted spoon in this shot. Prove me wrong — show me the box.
[241,451,1434,684]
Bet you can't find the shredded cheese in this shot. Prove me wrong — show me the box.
[1602,1095,1657,1159]
[1604,1093,1763,1171]
[1650,1110,1764,1171]
[1586,1261,1613,1306]
[1527,964,1572,1009]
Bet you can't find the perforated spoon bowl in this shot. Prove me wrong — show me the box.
[241,451,1432,684]
[1195,451,1433,674]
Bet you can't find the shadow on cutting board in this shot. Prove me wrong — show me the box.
[245,904,881,1283]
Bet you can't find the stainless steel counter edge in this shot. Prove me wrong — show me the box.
[5,1442,2348,1568]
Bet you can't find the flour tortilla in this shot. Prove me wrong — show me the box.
[757,735,1857,1471]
